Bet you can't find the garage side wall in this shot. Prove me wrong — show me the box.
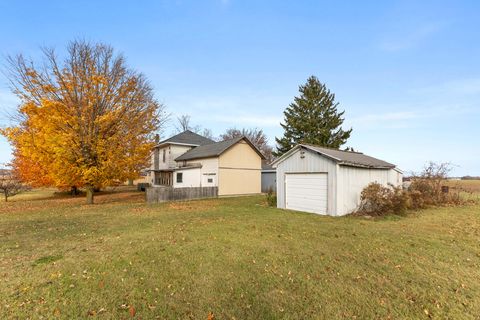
[337,166,403,216]
[276,148,338,215]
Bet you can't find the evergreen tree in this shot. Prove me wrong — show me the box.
[274,76,352,156]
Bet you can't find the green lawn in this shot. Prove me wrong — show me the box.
[1,190,479,319]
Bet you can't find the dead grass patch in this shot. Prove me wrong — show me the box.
[167,199,218,212]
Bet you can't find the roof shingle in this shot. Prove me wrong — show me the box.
[157,130,215,147]
[301,144,395,169]
[175,136,265,161]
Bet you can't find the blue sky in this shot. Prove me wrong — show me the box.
[0,0,479,175]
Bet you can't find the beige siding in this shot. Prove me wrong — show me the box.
[274,147,338,215]
[336,166,403,216]
[218,141,262,196]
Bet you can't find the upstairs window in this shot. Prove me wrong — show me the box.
[176,172,183,183]
[163,149,166,163]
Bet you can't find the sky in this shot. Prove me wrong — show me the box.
[0,0,479,176]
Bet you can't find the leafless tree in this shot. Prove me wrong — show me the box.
[220,127,274,163]
[174,114,216,140]
[409,162,456,207]
[0,166,30,202]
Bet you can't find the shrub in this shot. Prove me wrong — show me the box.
[408,162,465,208]
[265,188,277,207]
[358,183,409,216]
[358,162,467,216]
[390,185,410,215]
[408,190,425,210]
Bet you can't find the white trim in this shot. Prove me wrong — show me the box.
[271,145,301,166]
[154,142,200,149]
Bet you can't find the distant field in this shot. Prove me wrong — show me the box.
[446,179,480,193]
[1,189,479,319]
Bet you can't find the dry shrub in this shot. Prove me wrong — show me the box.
[265,187,277,207]
[409,162,464,209]
[358,183,409,216]
[358,162,467,216]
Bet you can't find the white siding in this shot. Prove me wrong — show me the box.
[150,144,194,171]
[180,158,219,187]
[173,168,201,188]
[275,147,338,215]
[336,166,403,216]
[169,145,194,168]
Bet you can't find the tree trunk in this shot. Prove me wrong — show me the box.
[128,179,133,186]
[4,193,7,202]
[86,185,94,204]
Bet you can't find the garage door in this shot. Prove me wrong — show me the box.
[285,173,328,214]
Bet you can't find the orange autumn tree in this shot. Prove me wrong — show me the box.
[1,40,167,204]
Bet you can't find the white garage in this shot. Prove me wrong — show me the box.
[272,144,403,216]
[286,173,328,214]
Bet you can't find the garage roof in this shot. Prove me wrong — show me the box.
[273,144,396,169]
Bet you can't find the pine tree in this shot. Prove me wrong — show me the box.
[274,76,352,156]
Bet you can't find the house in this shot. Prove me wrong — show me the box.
[148,130,265,196]
[272,144,403,216]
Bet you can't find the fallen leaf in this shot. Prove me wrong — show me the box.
[129,305,136,317]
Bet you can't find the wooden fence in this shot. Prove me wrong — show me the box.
[146,186,218,203]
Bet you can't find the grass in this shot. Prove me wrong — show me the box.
[0,189,479,319]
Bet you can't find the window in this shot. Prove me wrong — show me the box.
[176,172,183,183]
[162,149,166,163]
[208,178,213,183]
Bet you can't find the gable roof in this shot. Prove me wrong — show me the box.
[156,130,215,147]
[175,136,265,161]
[272,144,396,169]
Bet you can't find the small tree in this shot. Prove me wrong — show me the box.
[275,76,352,157]
[0,167,30,202]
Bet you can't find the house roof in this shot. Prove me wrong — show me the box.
[175,136,266,161]
[156,130,215,147]
[272,144,396,169]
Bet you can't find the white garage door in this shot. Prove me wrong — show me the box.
[285,173,328,215]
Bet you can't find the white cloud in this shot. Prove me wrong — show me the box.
[412,77,480,96]
[345,102,478,130]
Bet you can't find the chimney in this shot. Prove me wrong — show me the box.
[154,134,160,144]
